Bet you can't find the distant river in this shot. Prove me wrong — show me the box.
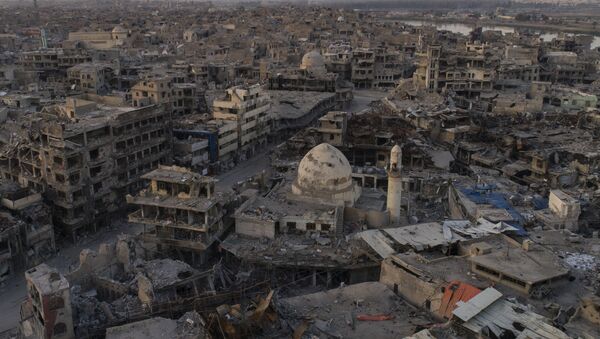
[399,20,600,49]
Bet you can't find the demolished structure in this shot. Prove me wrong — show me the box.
[127,165,233,264]
[1,2,600,339]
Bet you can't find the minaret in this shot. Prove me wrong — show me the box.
[387,144,402,225]
[33,0,40,24]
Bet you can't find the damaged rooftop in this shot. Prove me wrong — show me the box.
[0,1,600,338]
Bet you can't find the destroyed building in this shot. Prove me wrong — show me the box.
[0,180,55,282]
[127,165,233,264]
[0,93,173,239]
[19,235,244,338]
[212,84,272,162]
[267,50,353,108]
[21,264,75,339]
[2,2,600,339]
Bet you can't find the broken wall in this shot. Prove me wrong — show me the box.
[345,207,390,228]
[379,257,444,317]
[67,235,147,286]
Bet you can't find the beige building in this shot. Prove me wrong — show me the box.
[131,77,172,108]
[351,47,407,89]
[127,165,231,262]
[414,44,494,95]
[535,190,581,232]
[67,25,130,50]
[132,77,200,116]
[316,111,348,147]
[67,63,113,94]
[213,84,271,159]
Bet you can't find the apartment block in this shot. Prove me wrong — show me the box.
[67,63,114,94]
[132,77,201,116]
[212,84,271,159]
[414,44,494,96]
[127,165,231,261]
[1,94,172,239]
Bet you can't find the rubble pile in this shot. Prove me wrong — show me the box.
[3,1,600,338]
[133,259,198,290]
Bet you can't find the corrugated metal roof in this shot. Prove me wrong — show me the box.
[452,287,502,321]
[439,281,481,320]
[383,222,462,251]
[456,293,570,339]
[443,218,519,238]
[357,229,395,258]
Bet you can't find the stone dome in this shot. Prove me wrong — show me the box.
[292,143,360,205]
[300,50,327,74]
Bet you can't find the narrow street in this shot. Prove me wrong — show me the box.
[216,147,272,190]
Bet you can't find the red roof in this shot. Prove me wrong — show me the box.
[438,280,481,319]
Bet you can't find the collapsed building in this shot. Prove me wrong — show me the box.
[20,235,263,338]
[0,180,55,282]
[0,93,173,239]
[267,50,353,109]
[2,3,600,339]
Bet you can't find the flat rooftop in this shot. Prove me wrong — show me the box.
[221,233,376,269]
[468,238,570,285]
[141,166,218,185]
[390,252,490,289]
[277,282,433,338]
[268,90,336,120]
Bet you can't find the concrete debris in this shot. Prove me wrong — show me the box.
[561,252,598,271]
[2,2,600,339]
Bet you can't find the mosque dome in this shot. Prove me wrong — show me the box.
[112,25,127,34]
[292,143,359,205]
[300,50,327,74]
